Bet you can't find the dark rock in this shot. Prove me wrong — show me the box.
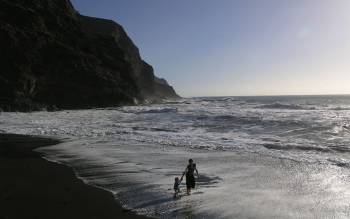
[0,0,179,112]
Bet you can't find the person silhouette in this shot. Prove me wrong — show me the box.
[173,177,182,198]
[181,159,199,195]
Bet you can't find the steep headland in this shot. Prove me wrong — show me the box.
[0,0,179,111]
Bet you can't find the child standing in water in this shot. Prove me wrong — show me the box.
[173,177,182,198]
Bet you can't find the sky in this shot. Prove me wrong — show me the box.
[71,0,350,97]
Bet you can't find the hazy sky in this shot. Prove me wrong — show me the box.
[71,0,350,97]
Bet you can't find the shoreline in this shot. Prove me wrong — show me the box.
[0,133,150,219]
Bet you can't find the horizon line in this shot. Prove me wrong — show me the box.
[182,93,350,98]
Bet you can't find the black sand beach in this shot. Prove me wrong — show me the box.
[0,134,149,219]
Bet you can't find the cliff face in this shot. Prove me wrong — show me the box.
[0,0,179,111]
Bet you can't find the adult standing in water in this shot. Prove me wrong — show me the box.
[181,159,199,195]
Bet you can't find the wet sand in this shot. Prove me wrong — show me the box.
[0,134,149,219]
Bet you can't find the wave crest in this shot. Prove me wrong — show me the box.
[256,102,315,110]
[137,108,178,114]
[330,106,350,111]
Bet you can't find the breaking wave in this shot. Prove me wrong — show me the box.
[256,102,316,110]
[330,106,350,111]
[1,95,350,167]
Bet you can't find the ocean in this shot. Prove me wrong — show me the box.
[2,95,350,218]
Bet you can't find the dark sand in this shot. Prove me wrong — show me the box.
[0,134,149,219]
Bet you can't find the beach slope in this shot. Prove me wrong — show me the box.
[0,134,148,219]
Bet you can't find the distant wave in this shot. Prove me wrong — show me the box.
[164,100,191,105]
[327,158,350,168]
[330,106,350,111]
[136,108,178,114]
[330,124,350,136]
[201,97,238,102]
[256,102,316,110]
[195,115,262,125]
[264,142,350,154]
[263,143,331,152]
[329,145,350,153]
[132,126,177,132]
[197,114,311,126]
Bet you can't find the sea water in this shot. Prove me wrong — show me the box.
[2,95,350,218]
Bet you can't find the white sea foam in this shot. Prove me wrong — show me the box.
[2,96,350,218]
[2,96,350,164]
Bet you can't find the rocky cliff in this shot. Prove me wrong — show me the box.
[0,0,179,111]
